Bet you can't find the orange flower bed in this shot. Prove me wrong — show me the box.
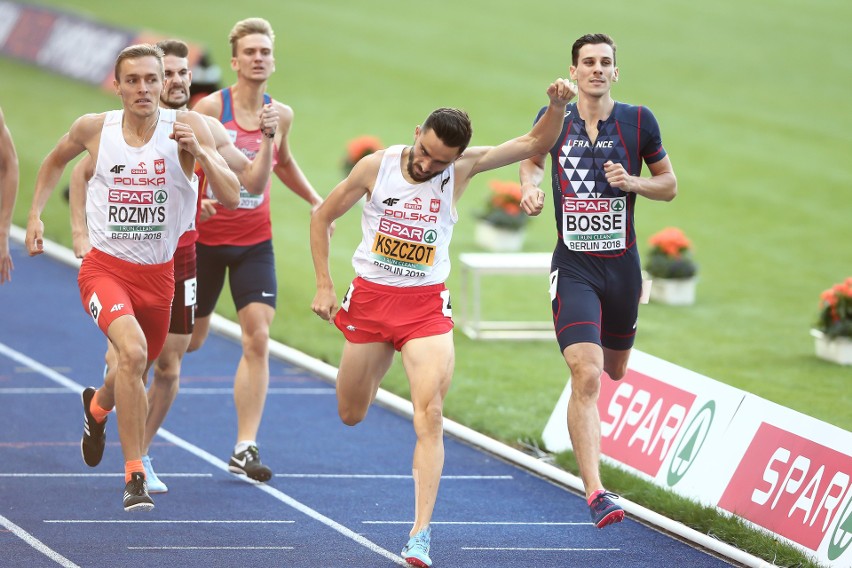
[817,277,852,338]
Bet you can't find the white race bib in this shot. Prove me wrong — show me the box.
[562,196,627,252]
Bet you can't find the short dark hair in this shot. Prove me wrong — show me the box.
[571,33,616,66]
[156,39,189,59]
[421,108,473,154]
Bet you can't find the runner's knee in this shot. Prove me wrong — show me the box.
[569,361,603,401]
[604,360,628,381]
[338,403,368,426]
[412,403,444,439]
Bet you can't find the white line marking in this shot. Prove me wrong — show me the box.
[0,341,407,566]
[173,388,335,395]
[128,546,294,550]
[0,473,211,478]
[0,344,83,393]
[45,520,294,524]
[0,513,80,567]
[364,521,592,526]
[463,547,621,552]
[0,388,77,394]
[0,387,334,395]
[276,474,512,480]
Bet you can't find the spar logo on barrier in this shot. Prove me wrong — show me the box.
[666,400,715,487]
[718,423,852,554]
[599,369,696,477]
[829,492,852,561]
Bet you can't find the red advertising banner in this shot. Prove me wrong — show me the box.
[598,368,697,477]
[718,422,852,551]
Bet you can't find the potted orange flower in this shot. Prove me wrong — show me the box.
[643,227,698,305]
[342,135,383,175]
[811,277,852,365]
[474,180,528,252]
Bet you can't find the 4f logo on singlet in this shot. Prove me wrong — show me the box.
[110,165,125,174]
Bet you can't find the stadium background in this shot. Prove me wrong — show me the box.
[1,2,850,565]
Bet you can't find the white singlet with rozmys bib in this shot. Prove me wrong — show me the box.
[86,108,198,265]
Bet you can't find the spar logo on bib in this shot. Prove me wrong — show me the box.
[598,369,696,476]
[717,423,852,554]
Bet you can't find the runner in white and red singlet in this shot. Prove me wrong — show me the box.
[25,44,240,512]
[67,38,276,494]
[310,78,577,567]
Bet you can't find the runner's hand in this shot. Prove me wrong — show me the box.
[199,199,218,222]
[520,183,545,216]
[171,121,202,157]
[259,103,279,140]
[311,287,339,323]
[547,78,577,106]
[603,160,637,192]
[25,217,45,256]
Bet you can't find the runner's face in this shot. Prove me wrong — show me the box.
[115,56,163,118]
[570,43,617,98]
[231,33,275,82]
[407,128,460,183]
[161,54,192,110]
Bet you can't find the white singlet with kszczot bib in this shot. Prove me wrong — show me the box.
[351,145,457,286]
[86,108,198,264]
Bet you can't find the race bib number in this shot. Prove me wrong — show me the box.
[562,197,627,252]
[237,187,265,209]
[184,277,197,307]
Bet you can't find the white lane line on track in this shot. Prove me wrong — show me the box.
[463,546,621,552]
[0,513,80,568]
[0,473,211,478]
[0,341,408,567]
[45,520,295,524]
[276,474,513,480]
[0,387,334,395]
[179,387,335,395]
[128,546,294,550]
[364,521,592,526]
[0,388,77,393]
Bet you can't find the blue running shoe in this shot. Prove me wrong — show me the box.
[401,526,432,567]
[589,490,625,528]
[141,455,168,493]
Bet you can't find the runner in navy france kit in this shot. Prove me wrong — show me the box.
[540,100,666,259]
[535,100,668,351]
[519,33,677,533]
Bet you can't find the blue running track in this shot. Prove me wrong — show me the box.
[0,236,736,567]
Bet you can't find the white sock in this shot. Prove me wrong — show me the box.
[234,440,257,454]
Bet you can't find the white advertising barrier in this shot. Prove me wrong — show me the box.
[542,349,852,567]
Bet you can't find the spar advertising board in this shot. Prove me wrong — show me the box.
[542,349,852,567]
